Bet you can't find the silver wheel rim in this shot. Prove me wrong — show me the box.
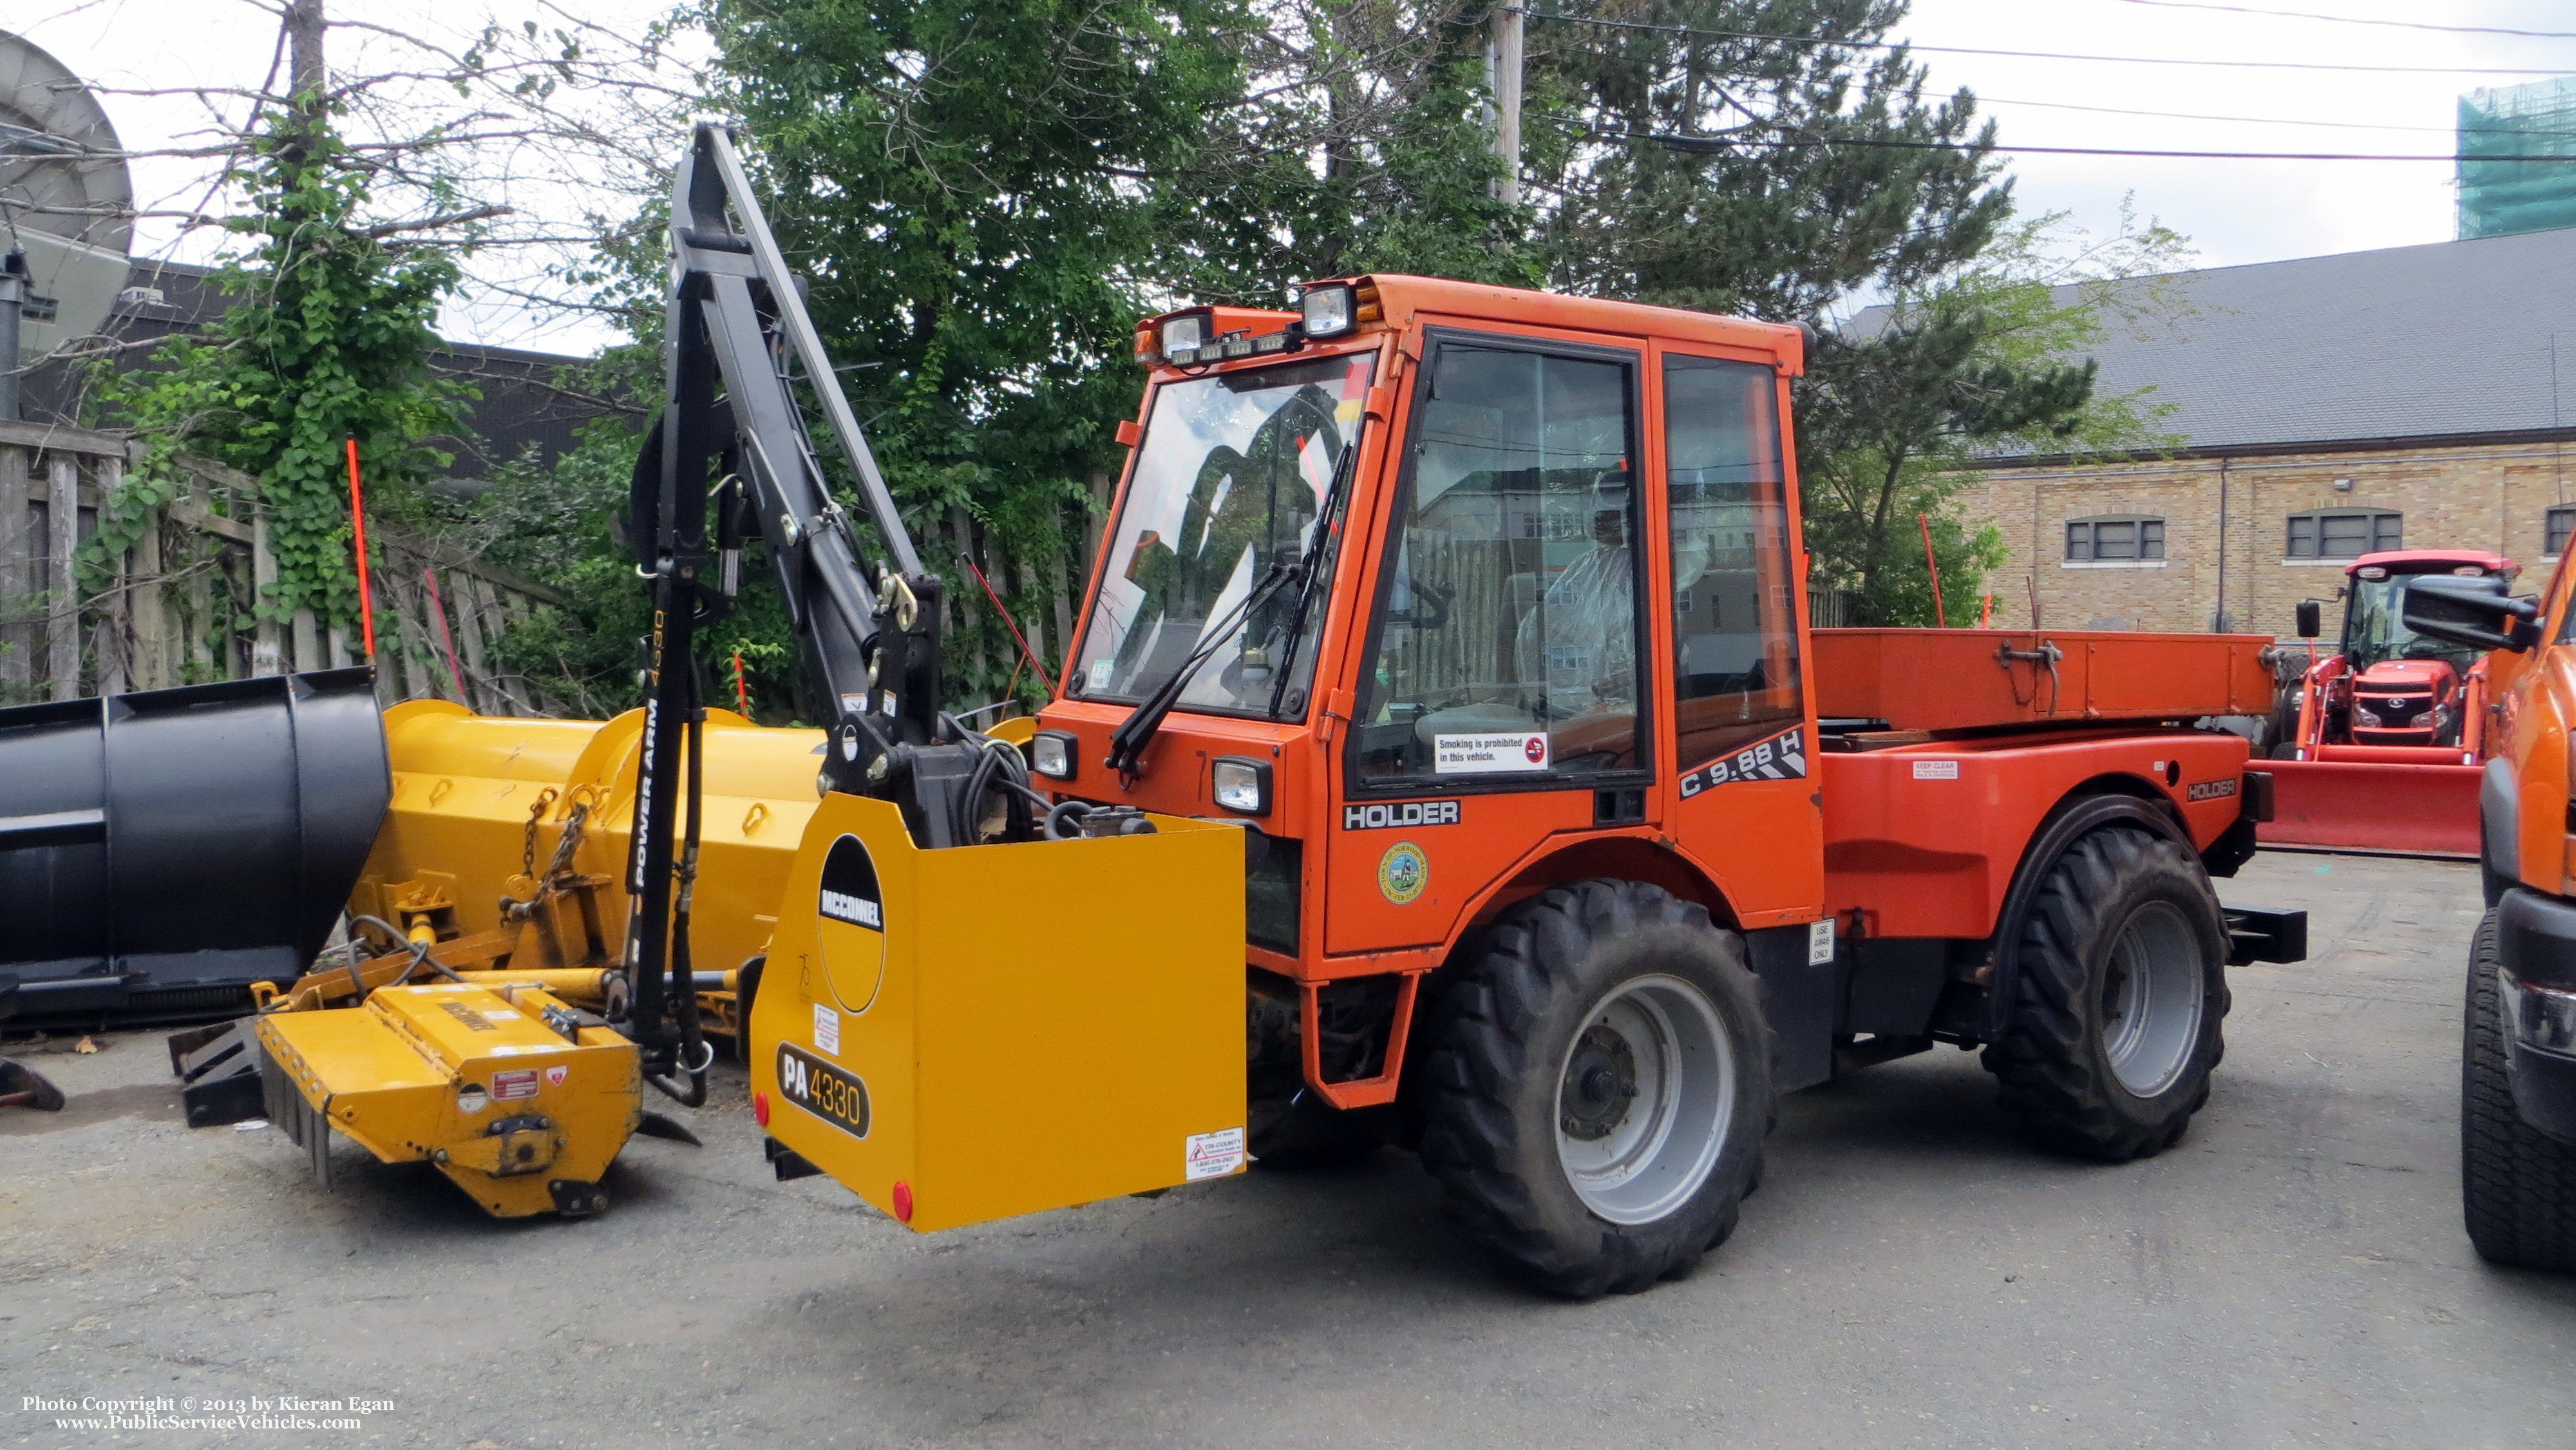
[2100,900,2206,1096]
[1553,974,1736,1225]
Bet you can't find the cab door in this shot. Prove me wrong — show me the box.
[1654,346,1823,924]
[1328,327,1654,952]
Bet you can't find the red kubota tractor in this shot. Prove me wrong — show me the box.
[2261,549,2516,855]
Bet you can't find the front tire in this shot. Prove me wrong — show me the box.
[2462,908,2576,1270]
[1418,880,1773,1299]
[1984,826,2230,1160]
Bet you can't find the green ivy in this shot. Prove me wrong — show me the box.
[84,106,473,630]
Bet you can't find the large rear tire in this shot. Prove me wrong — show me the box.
[2462,909,2576,1270]
[1418,880,1773,1299]
[1983,826,2230,1160]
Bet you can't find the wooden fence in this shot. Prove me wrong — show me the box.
[0,418,566,714]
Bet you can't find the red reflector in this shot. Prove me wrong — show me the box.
[892,1179,914,1224]
[752,1090,770,1127]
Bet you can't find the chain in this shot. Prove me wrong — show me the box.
[520,788,560,878]
[545,799,593,880]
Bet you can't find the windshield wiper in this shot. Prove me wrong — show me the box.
[1103,561,1297,779]
[1101,422,1365,780]
[1264,430,1362,719]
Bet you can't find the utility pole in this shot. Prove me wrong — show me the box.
[1488,3,1524,206]
[285,0,327,99]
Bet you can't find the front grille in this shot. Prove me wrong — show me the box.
[2356,691,2432,725]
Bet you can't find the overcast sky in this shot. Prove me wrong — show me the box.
[15,0,2576,354]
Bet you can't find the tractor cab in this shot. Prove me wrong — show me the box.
[1040,278,1814,1003]
[2324,551,2515,747]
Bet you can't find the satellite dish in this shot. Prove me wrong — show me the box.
[0,28,134,361]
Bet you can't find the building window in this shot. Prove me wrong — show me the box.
[2549,505,2576,557]
[2066,515,2164,562]
[2286,509,2400,559]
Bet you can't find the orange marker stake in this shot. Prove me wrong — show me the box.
[346,439,376,658]
[1918,513,1946,628]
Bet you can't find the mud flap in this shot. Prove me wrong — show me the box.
[752,796,1247,1232]
[260,1035,335,1188]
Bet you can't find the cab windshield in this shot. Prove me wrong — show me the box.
[1071,351,1374,720]
[2344,574,2481,671]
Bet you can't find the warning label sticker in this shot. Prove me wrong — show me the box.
[491,1068,540,1102]
[1433,731,1549,774]
[1185,1127,1247,1181]
[813,1002,841,1057]
[1911,759,1960,780]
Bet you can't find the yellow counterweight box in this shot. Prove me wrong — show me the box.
[750,795,1248,1232]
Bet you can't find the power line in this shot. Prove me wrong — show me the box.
[1526,10,2576,77]
[2105,0,2576,41]
[1602,128,2576,164]
[1985,93,2576,142]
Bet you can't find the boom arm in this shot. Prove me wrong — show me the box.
[616,122,1023,1100]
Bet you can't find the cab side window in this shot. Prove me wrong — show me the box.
[1349,341,1645,785]
[1664,355,1803,769]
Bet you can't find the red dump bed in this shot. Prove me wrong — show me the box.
[1812,629,2271,941]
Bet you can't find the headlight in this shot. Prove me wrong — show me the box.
[2354,707,2382,727]
[1031,729,1078,781]
[1301,282,1356,338]
[1159,312,1206,357]
[1211,756,1271,815]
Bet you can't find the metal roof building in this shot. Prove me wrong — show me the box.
[1917,228,2576,636]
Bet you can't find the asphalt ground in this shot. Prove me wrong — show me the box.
[5,850,2572,1449]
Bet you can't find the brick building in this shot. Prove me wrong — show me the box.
[1951,225,2576,636]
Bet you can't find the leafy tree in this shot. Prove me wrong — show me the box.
[1526,0,2009,321]
[85,106,473,634]
[486,0,2192,709]
[1799,205,2192,623]
[670,0,1262,708]
[1162,0,1535,300]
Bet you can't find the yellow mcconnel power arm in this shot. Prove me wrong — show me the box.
[172,123,1248,1223]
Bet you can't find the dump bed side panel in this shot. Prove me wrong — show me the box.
[1820,730,2250,940]
[1812,629,2276,733]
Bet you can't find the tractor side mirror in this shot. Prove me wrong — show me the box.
[2403,575,2541,654]
[2293,600,2321,639]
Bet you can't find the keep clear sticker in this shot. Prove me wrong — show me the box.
[1185,1127,1246,1181]
[813,1002,842,1057]
[1911,759,1960,780]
